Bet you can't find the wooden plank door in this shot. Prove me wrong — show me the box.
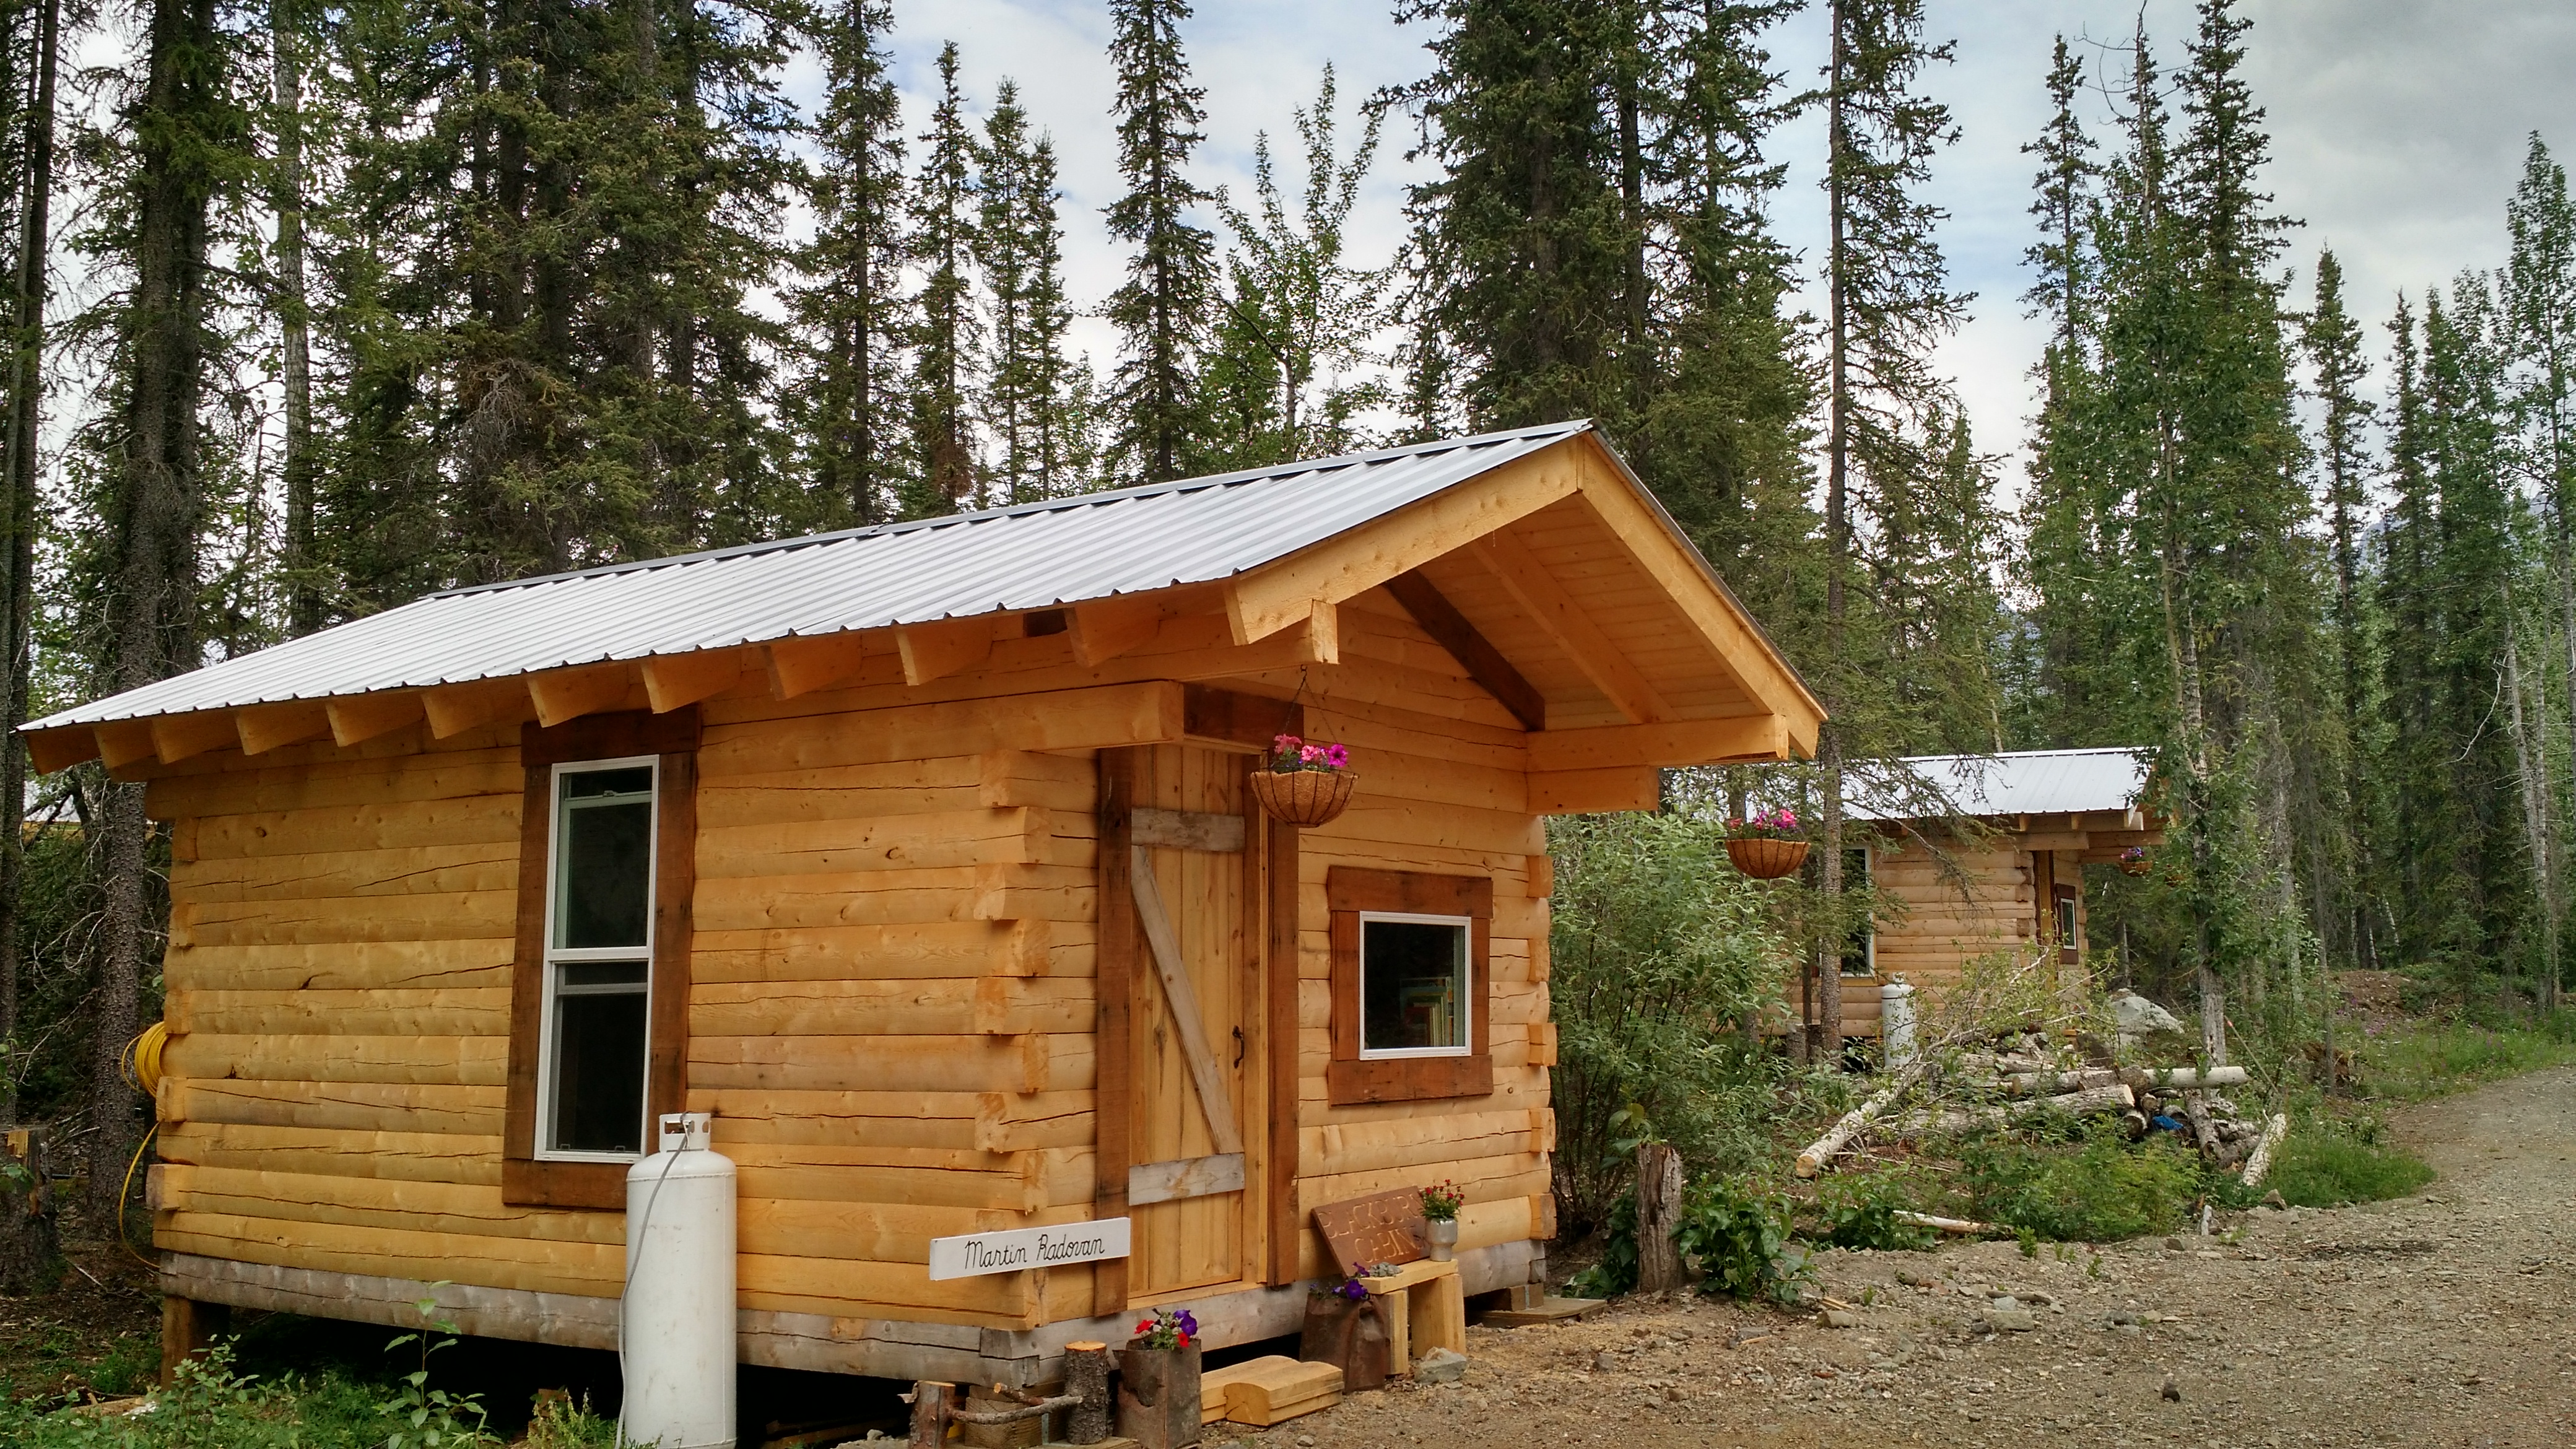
[1123,744,1256,1298]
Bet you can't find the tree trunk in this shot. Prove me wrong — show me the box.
[1816,0,1850,1067]
[2504,598,2557,1016]
[1633,1141,1684,1294]
[272,0,316,635]
[91,0,220,1220]
[0,0,58,1126]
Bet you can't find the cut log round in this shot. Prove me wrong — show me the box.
[2239,1114,2290,1188]
[1634,1142,1684,1292]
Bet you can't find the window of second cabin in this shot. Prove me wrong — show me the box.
[1838,847,1874,977]
[541,760,658,1159]
[2056,890,2079,954]
[1359,913,1472,1058]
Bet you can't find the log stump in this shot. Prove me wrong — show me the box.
[1635,1142,1685,1294]
[1065,1341,1115,1444]
[1117,1342,1203,1449]
[0,1126,63,1297]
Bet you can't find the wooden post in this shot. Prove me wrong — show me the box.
[160,1295,229,1386]
[1634,1142,1684,1294]
[1095,749,1138,1313]
[1064,1341,1113,1445]
[0,1126,61,1295]
[907,1380,952,1449]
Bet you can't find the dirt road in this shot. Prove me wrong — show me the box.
[1263,1064,2576,1449]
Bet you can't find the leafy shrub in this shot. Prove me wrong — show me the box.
[1674,1177,1809,1303]
[1549,812,1793,1232]
[2268,1115,2435,1207]
[1565,1191,1637,1299]
[1954,1125,2206,1241]
[1815,1168,1935,1251]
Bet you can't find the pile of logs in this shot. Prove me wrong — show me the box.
[1798,1024,2292,1185]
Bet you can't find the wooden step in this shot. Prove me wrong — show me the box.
[1199,1355,1346,1426]
[1479,1295,1606,1328]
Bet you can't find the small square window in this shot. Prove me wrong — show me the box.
[539,759,657,1160]
[1358,913,1471,1058]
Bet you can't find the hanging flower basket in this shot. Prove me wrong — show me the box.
[1250,768,1355,827]
[1726,837,1810,880]
[2118,846,2152,877]
[1250,733,1355,827]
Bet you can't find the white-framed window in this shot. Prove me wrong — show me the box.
[1357,912,1473,1059]
[536,756,659,1160]
[1840,846,1876,977]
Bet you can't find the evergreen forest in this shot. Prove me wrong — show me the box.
[0,0,2567,1221]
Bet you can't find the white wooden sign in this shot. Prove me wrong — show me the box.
[927,1218,1132,1281]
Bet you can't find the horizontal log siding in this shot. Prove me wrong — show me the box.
[149,587,1557,1331]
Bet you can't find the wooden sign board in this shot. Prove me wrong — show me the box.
[1312,1188,1426,1276]
[928,1217,1131,1281]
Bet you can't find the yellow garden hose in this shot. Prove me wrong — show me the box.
[115,1022,168,1267]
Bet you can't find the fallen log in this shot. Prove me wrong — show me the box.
[1999,1067,2123,1097]
[1796,1048,1946,1178]
[2183,1092,2222,1159]
[1882,1083,2138,1139]
[1894,1210,2001,1236]
[2239,1114,2290,1188]
[2122,1065,2248,1091]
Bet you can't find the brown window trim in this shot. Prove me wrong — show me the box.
[503,709,699,1210]
[2053,882,2081,967]
[1325,866,1494,1105]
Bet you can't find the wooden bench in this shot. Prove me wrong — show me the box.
[1310,1188,1468,1377]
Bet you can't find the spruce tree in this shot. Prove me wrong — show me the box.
[1103,0,1215,484]
[1814,0,1965,1060]
[2301,246,2377,968]
[792,0,908,529]
[905,41,977,515]
[974,80,1074,504]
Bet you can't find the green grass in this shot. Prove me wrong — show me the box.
[1949,1125,2211,1243]
[2352,1011,2576,1102]
[2267,1121,2436,1208]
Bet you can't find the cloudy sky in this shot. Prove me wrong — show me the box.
[853,0,2576,493]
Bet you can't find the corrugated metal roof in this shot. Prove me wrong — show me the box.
[1850,747,2156,820]
[31,422,1591,729]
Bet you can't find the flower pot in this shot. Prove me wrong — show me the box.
[1726,837,1809,879]
[1299,1293,1390,1393]
[1249,768,1355,827]
[1117,1342,1203,1449]
[1424,1217,1459,1263]
[2118,858,2151,877]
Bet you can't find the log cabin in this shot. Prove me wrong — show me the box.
[1834,747,2164,1039]
[22,422,1823,1389]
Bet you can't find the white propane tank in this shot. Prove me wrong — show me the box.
[622,1112,737,1449]
[1881,978,1918,1071]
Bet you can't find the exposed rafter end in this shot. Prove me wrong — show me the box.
[642,649,749,713]
[328,691,425,747]
[899,617,994,686]
[422,679,529,739]
[25,726,99,775]
[154,711,242,765]
[1069,596,1164,666]
[766,632,871,700]
[236,700,333,755]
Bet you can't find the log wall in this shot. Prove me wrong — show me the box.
[1833,835,2089,1035]
[146,587,1553,1336]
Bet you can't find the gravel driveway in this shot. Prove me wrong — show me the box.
[1253,1064,2576,1449]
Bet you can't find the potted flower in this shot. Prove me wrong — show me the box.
[1248,733,1355,827]
[2118,845,2151,877]
[1418,1180,1464,1262]
[1118,1307,1203,1449]
[1725,806,1809,879]
[1298,1266,1390,1391]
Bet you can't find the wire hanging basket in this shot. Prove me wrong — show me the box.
[1250,767,1356,827]
[1725,837,1810,879]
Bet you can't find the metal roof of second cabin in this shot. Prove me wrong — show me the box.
[1850,747,2157,820]
[32,422,1608,730]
